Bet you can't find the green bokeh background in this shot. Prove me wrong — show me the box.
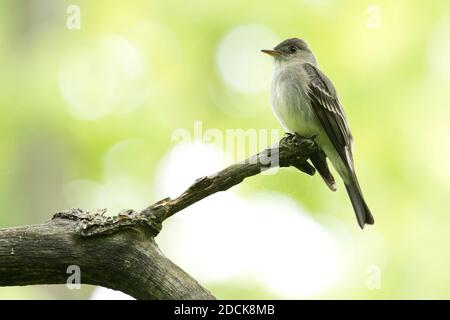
[1,0,450,299]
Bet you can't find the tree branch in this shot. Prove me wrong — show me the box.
[0,209,214,299]
[0,134,318,299]
[142,133,318,224]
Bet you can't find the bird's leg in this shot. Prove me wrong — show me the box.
[284,132,296,140]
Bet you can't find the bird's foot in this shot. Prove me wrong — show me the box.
[284,132,295,139]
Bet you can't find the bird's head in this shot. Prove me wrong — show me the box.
[261,38,316,66]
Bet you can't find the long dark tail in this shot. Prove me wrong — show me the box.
[344,174,374,229]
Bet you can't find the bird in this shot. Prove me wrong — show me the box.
[262,38,374,229]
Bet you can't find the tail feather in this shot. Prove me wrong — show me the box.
[310,150,336,192]
[344,177,374,229]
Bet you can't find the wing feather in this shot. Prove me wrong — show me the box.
[303,63,354,167]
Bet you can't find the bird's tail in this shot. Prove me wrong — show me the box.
[344,174,374,229]
[310,149,336,192]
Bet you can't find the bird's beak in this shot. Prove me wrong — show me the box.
[261,49,283,57]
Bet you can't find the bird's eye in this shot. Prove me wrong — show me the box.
[288,46,298,53]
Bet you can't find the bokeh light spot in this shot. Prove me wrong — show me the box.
[156,142,341,297]
[428,16,450,85]
[216,25,278,93]
[58,35,149,120]
[155,141,227,198]
[90,287,134,300]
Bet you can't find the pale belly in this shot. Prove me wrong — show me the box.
[271,75,320,139]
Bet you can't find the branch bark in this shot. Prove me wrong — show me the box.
[0,209,214,299]
[0,134,318,299]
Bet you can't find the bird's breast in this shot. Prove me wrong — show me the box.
[270,64,318,137]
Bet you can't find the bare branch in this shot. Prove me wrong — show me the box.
[142,134,318,224]
[0,134,319,299]
[0,209,214,300]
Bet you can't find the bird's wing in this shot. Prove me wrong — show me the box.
[303,63,354,168]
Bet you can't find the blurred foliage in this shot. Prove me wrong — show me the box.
[1,0,450,299]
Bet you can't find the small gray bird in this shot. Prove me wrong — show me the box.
[262,38,374,228]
